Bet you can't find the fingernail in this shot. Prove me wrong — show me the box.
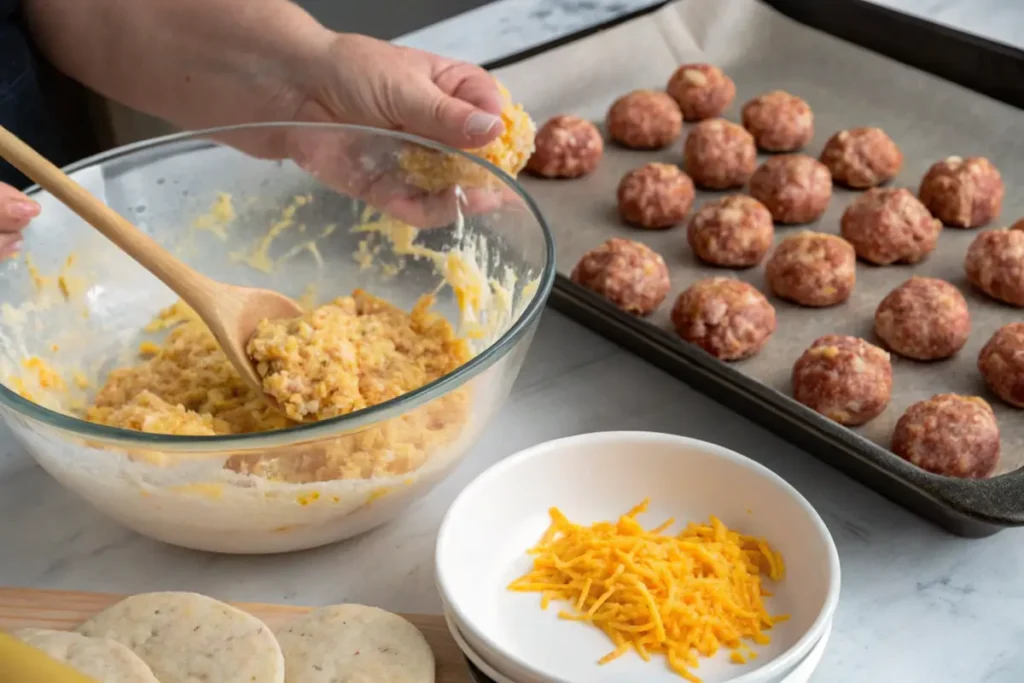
[465,111,503,137]
[6,200,40,221]
[0,238,23,259]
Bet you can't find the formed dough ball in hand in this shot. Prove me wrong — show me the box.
[671,277,776,361]
[792,335,892,426]
[683,119,757,190]
[765,231,856,307]
[571,238,670,316]
[819,127,902,189]
[892,394,1000,479]
[874,276,970,360]
[918,156,1004,228]
[687,195,774,268]
[840,188,941,265]
[617,163,695,229]
[964,228,1024,307]
[978,323,1024,409]
[666,64,736,122]
[526,115,603,178]
[741,90,814,152]
[606,89,683,150]
[749,154,832,224]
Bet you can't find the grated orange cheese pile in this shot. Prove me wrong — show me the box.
[508,500,788,682]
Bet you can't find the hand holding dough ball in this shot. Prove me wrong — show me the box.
[749,154,832,224]
[919,156,1004,228]
[666,63,736,122]
[964,228,1024,307]
[687,195,774,268]
[606,89,683,150]
[892,394,1000,479]
[819,127,902,189]
[978,323,1024,408]
[840,188,941,265]
[526,115,603,178]
[683,119,757,190]
[617,163,695,229]
[571,238,670,316]
[765,232,855,307]
[874,277,970,360]
[671,277,776,361]
[741,91,814,152]
[792,335,892,426]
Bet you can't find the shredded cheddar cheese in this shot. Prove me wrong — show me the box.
[508,500,788,682]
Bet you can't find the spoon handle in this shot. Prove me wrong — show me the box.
[0,124,212,301]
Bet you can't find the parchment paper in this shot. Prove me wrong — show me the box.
[491,0,1024,473]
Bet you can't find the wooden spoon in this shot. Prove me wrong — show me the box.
[0,124,304,398]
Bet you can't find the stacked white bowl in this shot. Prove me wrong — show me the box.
[435,432,841,683]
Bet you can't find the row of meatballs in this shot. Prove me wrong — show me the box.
[521,63,1023,480]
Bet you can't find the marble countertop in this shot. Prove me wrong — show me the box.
[3,1,1024,682]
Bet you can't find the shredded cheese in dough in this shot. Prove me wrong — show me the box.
[508,500,788,682]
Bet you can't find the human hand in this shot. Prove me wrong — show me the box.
[0,183,39,260]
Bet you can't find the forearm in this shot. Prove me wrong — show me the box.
[23,0,334,129]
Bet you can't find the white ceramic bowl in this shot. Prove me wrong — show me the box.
[436,431,841,683]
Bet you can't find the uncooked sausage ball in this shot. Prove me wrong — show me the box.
[606,89,683,150]
[978,323,1024,408]
[741,90,814,153]
[526,115,603,178]
[666,64,736,122]
[683,119,757,190]
[840,188,942,265]
[749,154,832,224]
[792,335,892,426]
[819,127,902,189]
[964,228,1024,307]
[918,156,1004,228]
[874,277,970,360]
[617,163,695,229]
[765,232,856,307]
[671,278,776,361]
[892,394,1000,479]
[687,195,774,268]
[571,238,670,316]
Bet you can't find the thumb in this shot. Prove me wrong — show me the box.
[397,79,504,151]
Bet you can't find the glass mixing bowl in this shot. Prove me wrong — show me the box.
[0,123,554,554]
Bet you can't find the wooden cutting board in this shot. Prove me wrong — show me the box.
[0,588,475,683]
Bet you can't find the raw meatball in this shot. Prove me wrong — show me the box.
[606,89,683,150]
[840,188,941,265]
[666,64,736,122]
[918,156,1004,228]
[874,277,970,360]
[741,91,814,153]
[792,335,892,426]
[617,163,695,229]
[687,195,774,268]
[749,154,832,224]
[892,394,1000,479]
[670,277,776,361]
[526,115,603,178]
[978,323,1024,408]
[765,231,856,307]
[964,228,1024,307]
[819,127,903,189]
[571,238,670,316]
[683,119,757,190]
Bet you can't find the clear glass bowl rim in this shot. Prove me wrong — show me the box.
[0,122,556,451]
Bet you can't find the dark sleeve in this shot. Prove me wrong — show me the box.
[1,2,93,189]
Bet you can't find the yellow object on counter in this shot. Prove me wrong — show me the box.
[0,631,98,683]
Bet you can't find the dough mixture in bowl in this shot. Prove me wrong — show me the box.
[86,291,472,482]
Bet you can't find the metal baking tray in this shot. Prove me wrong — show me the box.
[482,0,1024,538]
